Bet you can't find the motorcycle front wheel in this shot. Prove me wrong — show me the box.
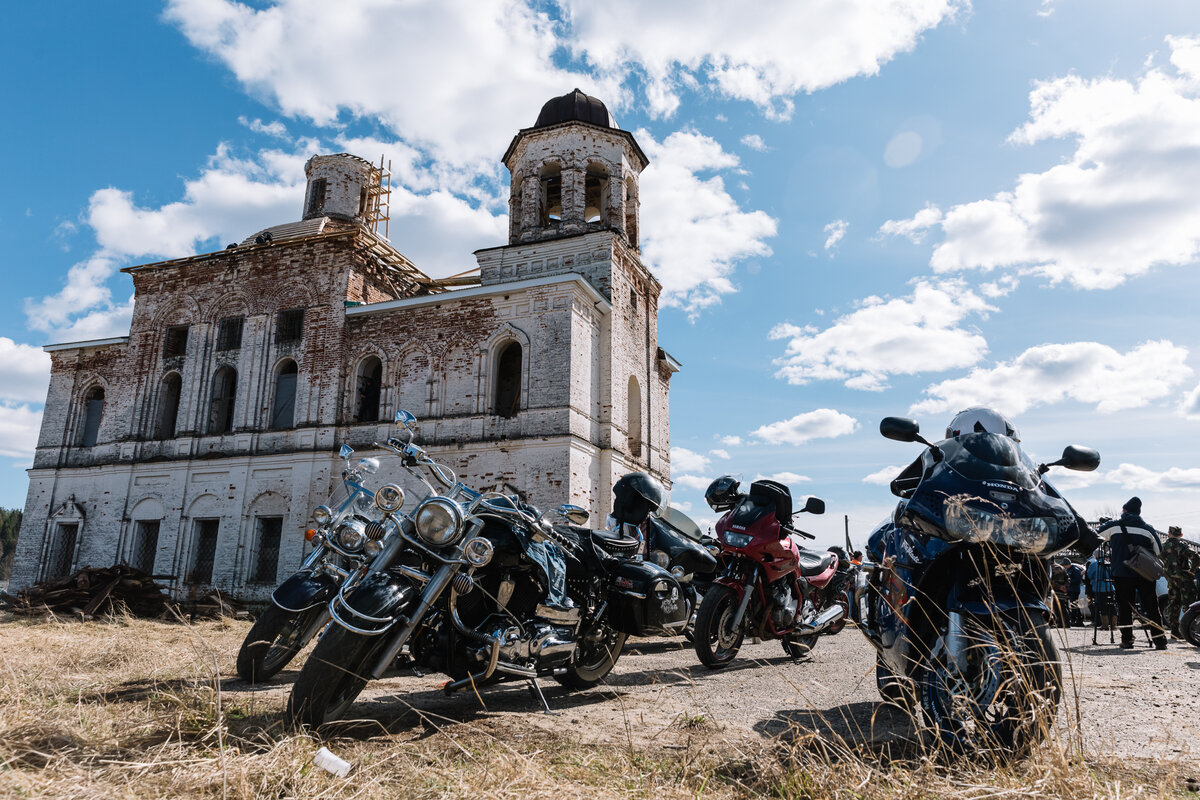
[917,611,1061,757]
[694,584,746,669]
[236,605,322,683]
[286,624,378,728]
[1181,604,1200,647]
[555,622,627,689]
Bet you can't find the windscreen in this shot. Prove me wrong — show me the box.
[939,432,1040,490]
[729,495,774,527]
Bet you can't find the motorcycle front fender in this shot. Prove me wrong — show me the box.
[947,580,1050,617]
[273,571,339,613]
[329,571,420,636]
[712,575,747,602]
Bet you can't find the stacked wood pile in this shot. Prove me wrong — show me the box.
[0,565,248,621]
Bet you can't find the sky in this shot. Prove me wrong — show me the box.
[4,0,1200,549]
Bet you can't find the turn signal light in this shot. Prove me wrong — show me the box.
[304,528,317,542]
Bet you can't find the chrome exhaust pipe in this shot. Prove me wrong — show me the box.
[799,604,845,635]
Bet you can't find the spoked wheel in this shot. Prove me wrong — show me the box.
[782,600,820,658]
[236,605,322,683]
[556,622,627,689]
[917,611,1061,757]
[1181,604,1200,647]
[286,624,377,728]
[694,585,746,669]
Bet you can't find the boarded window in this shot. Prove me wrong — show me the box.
[81,386,104,447]
[306,178,327,216]
[131,520,160,574]
[276,308,305,343]
[208,366,237,434]
[216,317,244,351]
[163,325,189,358]
[355,356,382,422]
[271,360,298,429]
[156,373,182,439]
[187,519,219,585]
[628,376,642,457]
[494,342,522,418]
[252,517,283,583]
[48,523,78,580]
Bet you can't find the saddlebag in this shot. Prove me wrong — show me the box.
[608,560,690,637]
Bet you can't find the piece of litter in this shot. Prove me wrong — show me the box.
[313,746,352,778]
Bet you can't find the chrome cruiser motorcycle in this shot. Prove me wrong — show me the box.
[285,411,690,727]
[236,444,387,683]
[852,416,1099,754]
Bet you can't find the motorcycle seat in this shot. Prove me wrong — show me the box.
[554,525,642,557]
[794,546,837,577]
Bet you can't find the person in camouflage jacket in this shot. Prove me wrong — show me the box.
[1162,526,1195,637]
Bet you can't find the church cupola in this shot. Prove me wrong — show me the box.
[502,89,649,248]
[302,153,382,223]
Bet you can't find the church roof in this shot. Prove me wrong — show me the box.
[533,88,616,130]
[241,217,329,246]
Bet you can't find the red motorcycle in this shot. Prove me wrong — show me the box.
[693,477,853,668]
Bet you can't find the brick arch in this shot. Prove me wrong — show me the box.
[346,349,386,423]
[393,343,433,419]
[149,295,203,328]
[483,324,531,418]
[202,289,252,324]
[257,278,319,314]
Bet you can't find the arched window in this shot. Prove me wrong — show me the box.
[271,360,298,430]
[156,372,182,439]
[585,165,609,224]
[494,342,522,418]
[208,366,237,434]
[624,176,639,248]
[540,164,562,224]
[355,356,383,422]
[627,376,642,457]
[80,386,104,447]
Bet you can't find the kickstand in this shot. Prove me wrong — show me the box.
[527,676,559,716]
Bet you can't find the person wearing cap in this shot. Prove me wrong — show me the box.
[1162,525,1196,638]
[1098,497,1166,649]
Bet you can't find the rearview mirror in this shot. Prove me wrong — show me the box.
[339,444,354,460]
[394,409,417,429]
[801,496,825,515]
[1060,445,1101,472]
[880,417,921,443]
[556,504,590,525]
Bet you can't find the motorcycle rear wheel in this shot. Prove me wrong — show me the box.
[555,622,627,689]
[694,585,745,669]
[236,605,320,683]
[1181,604,1200,647]
[286,624,378,728]
[781,600,820,658]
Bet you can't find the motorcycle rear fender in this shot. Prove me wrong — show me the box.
[273,571,338,613]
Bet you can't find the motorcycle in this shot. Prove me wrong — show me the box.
[285,410,692,727]
[1180,599,1200,646]
[852,416,1099,753]
[236,444,387,683]
[634,507,720,637]
[692,477,855,668]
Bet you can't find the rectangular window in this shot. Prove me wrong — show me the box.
[276,308,305,343]
[163,325,189,358]
[307,178,327,216]
[131,520,160,574]
[48,523,78,580]
[216,317,244,351]
[187,519,220,585]
[252,517,283,583]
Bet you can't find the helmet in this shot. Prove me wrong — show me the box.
[704,475,741,511]
[611,472,665,526]
[945,406,1020,442]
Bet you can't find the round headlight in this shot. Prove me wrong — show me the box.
[463,537,494,567]
[414,497,464,547]
[337,519,367,551]
[363,539,383,558]
[374,483,405,513]
[312,505,333,527]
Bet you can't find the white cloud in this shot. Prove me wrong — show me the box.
[756,471,811,484]
[720,435,743,446]
[239,116,289,138]
[709,448,731,460]
[638,129,777,314]
[0,403,42,462]
[770,280,994,391]
[1180,382,1200,420]
[879,204,943,244]
[1104,463,1200,492]
[823,219,848,251]
[911,340,1192,416]
[885,36,1200,290]
[751,409,859,446]
[673,474,713,491]
[23,254,133,341]
[671,446,712,474]
[741,134,768,152]
[862,465,905,485]
[0,340,50,405]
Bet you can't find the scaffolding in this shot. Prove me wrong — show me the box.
[365,155,392,240]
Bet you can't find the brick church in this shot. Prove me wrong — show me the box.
[11,89,678,599]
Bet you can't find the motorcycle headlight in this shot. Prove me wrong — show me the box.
[312,505,333,527]
[723,531,753,548]
[337,518,367,551]
[363,539,383,558]
[463,537,494,567]
[374,483,405,513]
[943,504,998,544]
[1000,517,1056,553]
[414,497,464,547]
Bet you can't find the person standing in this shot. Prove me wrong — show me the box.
[1098,497,1166,650]
[1162,526,1196,638]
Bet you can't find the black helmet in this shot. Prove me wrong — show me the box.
[705,475,741,511]
[612,472,665,526]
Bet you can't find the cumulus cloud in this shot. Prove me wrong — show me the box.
[1104,463,1200,492]
[741,134,768,151]
[751,409,859,445]
[879,204,943,244]
[709,448,731,460]
[0,404,41,462]
[862,465,905,485]
[882,36,1200,290]
[0,340,51,404]
[823,219,849,251]
[671,446,712,474]
[770,280,994,391]
[673,474,713,491]
[911,340,1192,416]
[756,471,811,484]
[720,435,743,446]
[638,129,777,314]
[1179,382,1200,420]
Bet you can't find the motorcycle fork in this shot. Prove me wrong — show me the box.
[728,573,759,635]
[945,610,968,672]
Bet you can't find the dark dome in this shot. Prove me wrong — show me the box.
[534,88,616,130]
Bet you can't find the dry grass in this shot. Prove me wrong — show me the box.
[0,612,1189,799]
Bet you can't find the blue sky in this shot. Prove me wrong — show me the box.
[4,0,1200,548]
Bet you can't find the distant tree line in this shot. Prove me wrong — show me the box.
[0,508,21,580]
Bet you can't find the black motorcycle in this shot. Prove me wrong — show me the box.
[852,416,1099,754]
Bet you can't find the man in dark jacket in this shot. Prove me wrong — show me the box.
[1098,496,1166,649]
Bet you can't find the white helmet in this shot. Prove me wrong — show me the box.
[945,406,1020,442]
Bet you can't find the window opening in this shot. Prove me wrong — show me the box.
[628,376,642,457]
[584,167,608,224]
[355,357,382,422]
[131,520,160,574]
[156,373,182,439]
[540,165,562,224]
[216,317,244,351]
[276,308,305,343]
[252,517,283,583]
[163,325,189,358]
[271,361,298,429]
[624,176,639,248]
[81,386,104,447]
[48,523,78,580]
[208,367,237,434]
[494,342,522,418]
[187,519,219,585]
[307,178,327,216]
